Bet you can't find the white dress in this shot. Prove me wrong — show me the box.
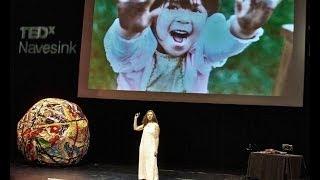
[139,122,160,180]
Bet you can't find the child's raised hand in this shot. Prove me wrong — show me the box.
[117,0,161,38]
[231,0,281,39]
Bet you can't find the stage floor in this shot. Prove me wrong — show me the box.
[10,162,246,180]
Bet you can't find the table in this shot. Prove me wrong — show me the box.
[246,152,303,180]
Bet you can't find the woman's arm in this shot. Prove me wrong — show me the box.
[133,113,144,131]
[154,124,160,156]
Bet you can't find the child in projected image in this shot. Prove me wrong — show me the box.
[104,0,280,93]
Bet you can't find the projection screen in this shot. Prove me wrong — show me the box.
[78,0,306,106]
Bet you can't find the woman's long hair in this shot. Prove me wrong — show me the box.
[142,110,158,126]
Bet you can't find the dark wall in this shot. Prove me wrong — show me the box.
[10,0,310,172]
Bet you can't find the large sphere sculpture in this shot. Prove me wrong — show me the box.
[17,98,90,165]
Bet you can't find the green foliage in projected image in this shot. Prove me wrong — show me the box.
[88,0,117,90]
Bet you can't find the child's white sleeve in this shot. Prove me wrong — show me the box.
[203,13,264,68]
[104,18,157,73]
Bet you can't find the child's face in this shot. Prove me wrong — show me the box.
[155,1,208,57]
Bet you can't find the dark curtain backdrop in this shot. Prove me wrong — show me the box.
[10,0,310,172]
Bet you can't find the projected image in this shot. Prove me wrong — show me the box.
[87,0,292,95]
[79,0,304,106]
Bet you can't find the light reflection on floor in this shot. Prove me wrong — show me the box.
[10,162,245,180]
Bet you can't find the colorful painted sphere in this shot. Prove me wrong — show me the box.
[17,98,90,165]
